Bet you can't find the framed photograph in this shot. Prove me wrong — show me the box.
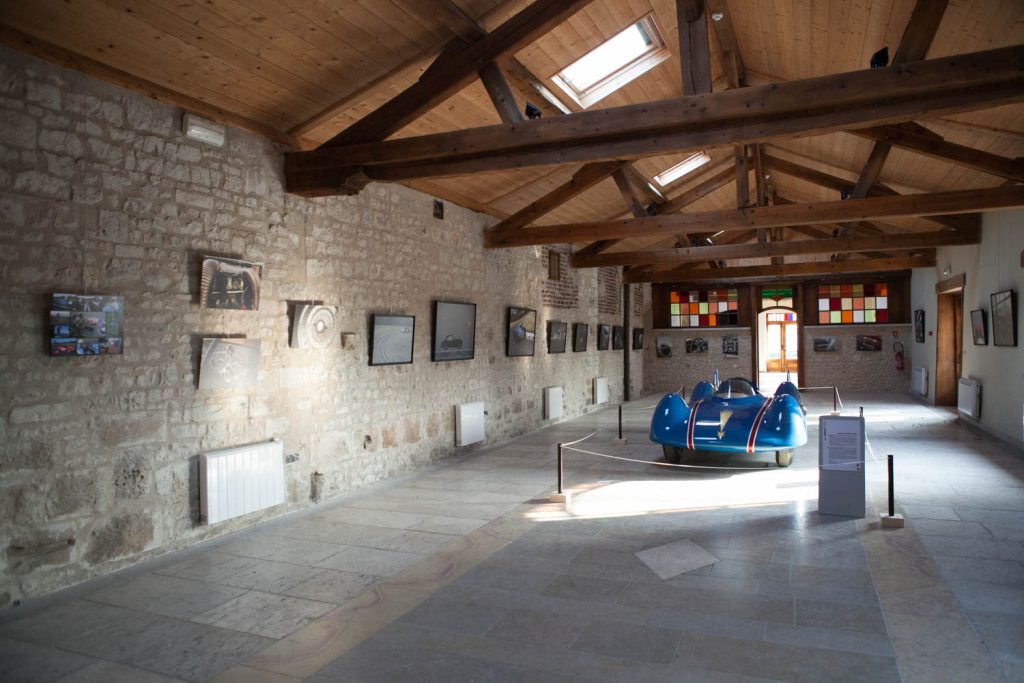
[970,309,987,346]
[914,309,925,343]
[656,336,672,358]
[991,290,1017,347]
[686,338,708,354]
[632,327,644,350]
[200,256,262,310]
[573,323,589,352]
[612,326,624,350]
[507,306,537,357]
[432,301,476,362]
[856,335,882,352]
[49,293,124,357]
[547,321,568,354]
[813,336,837,352]
[597,324,610,350]
[722,336,739,356]
[370,314,415,366]
[199,338,261,390]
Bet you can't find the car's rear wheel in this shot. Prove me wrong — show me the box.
[776,450,793,468]
[663,445,684,464]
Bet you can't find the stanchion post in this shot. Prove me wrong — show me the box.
[888,454,894,517]
[557,443,563,494]
[618,405,622,440]
[833,387,838,412]
[881,453,904,528]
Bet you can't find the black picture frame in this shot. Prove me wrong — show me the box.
[914,309,925,343]
[49,293,125,357]
[685,338,708,354]
[722,336,739,356]
[632,327,644,350]
[970,309,987,346]
[547,321,568,354]
[597,324,610,350]
[369,314,415,366]
[507,306,537,357]
[573,323,588,352]
[991,290,1017,347]
[856,335,882,352]
[611,326,624,350]
[432,300,476,362]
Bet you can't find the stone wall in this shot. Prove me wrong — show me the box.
[0,46,645,603]
[644,329,754,396]
[802,325,912,394]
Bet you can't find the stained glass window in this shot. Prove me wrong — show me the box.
[761,287,794,309]
[669,289,740,327]
[816,283,889,324]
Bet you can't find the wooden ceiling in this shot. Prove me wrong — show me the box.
[3,0,1023,283]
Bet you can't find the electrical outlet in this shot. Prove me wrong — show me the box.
[285,453,300,464]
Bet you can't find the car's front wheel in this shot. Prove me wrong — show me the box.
[776,450,793,467]
[663,445,684,464]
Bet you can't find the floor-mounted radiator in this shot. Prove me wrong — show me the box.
[912,367,928,396]
[957,378,981,419]
[200,440,285,524]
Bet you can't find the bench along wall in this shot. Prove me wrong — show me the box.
[0,45,646,604]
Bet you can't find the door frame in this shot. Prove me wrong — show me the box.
[935,274,966,406]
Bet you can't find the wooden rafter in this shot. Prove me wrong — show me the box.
[570,227,978,268]
[678,0,712,96]
[852,124,1024,183]
[285,45,1024,194]
[625,255,936,284]
[322,0,595,148]
[485,185,1024,248]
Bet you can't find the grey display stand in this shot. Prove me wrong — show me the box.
[818,414,866,518]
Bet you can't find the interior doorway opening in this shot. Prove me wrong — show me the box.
[757,308,799,394]
[935,280,964,406]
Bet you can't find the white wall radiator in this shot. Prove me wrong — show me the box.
[200,440,285,525]
[912,367,928,397]
[593,377,609,405]
[957,378,981,419]
[544,386,563,420]
[455,402,485,446]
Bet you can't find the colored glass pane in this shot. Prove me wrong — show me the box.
[690,315,699,326]
[876,309,888,323]
[864,297,875,309]
[842,310,853,323]
[819,311,830,324]
[830,298,841,311]
[877,296,887,309]
[842,298,852,310]
[852,284,864,297]
[878,284,888,296]
[818,298,829,312]
[865,310,876,323]
[853,298,864,310]
[670,291,680,303]
[854,310,864,323]
[830,311,842,323]
[709,314,717,326]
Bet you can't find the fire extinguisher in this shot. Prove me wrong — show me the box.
[894,341,905,371]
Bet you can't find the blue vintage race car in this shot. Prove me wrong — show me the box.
[650,376,807,467]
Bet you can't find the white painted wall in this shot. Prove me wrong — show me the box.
[911,209,1024,446]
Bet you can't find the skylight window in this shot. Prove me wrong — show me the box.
[551,14,669,109]
[654,151,711,187]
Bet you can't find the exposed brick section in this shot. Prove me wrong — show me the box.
[541,247,578,309]
[0,46,649,602]
[597,267,621,316]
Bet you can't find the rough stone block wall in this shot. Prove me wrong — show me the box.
[803,325,911,394]
[644,329,754,396]
[0,46,647,603]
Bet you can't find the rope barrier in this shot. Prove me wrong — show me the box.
[561,444,821,472]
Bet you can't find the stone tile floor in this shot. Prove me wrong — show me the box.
[0,392,1021,682]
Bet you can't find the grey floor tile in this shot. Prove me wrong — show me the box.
[153,551,260,583]
[0,636,94,682]
[912,518,992,538]
[283,568,381,603]
[398,596,509,636]
[969,610,1024,683]
[765,623,893,657]
[542,574,629,602]
[212,559,326,594]
[949,580,1024,615]
[673,631,901,683]
[119,618,274,682]
[933,554,1024,585]
[457,563,556,593]
[55,660,189,682]
[410,515,488,535]
[85,573,249,619]
[794,599,886,633]
[314,544,425,576]
[313,506,430,529]
[919,534,1024,562]
[618,581,795,624]
[485,608,585,649]
[192,590,335,638]
[902,504,961,520]
[217,534,342,565]
[569,619,683,664]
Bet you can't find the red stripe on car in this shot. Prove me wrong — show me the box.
[746,397,774,453]
[687,400,702,451]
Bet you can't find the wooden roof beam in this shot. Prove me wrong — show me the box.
[852,123,1024,183]
[571,227,977,268]
[485,185,1024,248]
[285,45,1024,194]
[322,0,595,147]
[678,0,712,96]
[625,255,936,284]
